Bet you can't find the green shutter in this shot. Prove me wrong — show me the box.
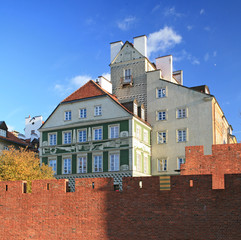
[103,151,108,172]
[87,153,92,173]
[72,154,77,174]
[120,149,129,165]
[57,156,62,175]
[42,157,48,165]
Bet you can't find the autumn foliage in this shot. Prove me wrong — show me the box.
[0,147,54,192]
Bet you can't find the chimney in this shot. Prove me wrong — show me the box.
[110,41,123,63]
[133,35,147,57]
[156,55,173,82]
[97,76,112,94]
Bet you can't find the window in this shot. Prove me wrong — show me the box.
[177,157,185,170]
[3,146,8,150]
[0,129,6,137]
[157,111,167,121]
[79,108,87,119]
[144,155,148,174]
[78,156,87,173]
[63,158,71,174]
[158,159,167,172]
[143,129,148,143]
[63,131,72,144]
[93,127,102,141]
[64,111,71,121]
[136,152,142,172]
[158,131,167,144]
[109,125,119,139]
[124,69,131,82]
[31,130,35,135]
[134,103,138,115]
[94,105,102,116]
[136,125,141,139]
[49,159,57,175]
[177,108,187,119]
[93,155,102,172]
[78,129,87,142]
[177,129,187,142]
[49,133,57,146]
[157,88,166,98]
[109,153,119,171]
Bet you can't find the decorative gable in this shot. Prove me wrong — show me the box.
[112,42,144,64]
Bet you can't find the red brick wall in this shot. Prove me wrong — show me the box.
[0,175,240,239]
[182,143,241,189]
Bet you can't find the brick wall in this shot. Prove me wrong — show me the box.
[182,143,241,189]
[0,174,240,239]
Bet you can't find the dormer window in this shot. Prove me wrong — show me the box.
[134,103,138,115]
[141,108,145,120]
[0,129,6,137]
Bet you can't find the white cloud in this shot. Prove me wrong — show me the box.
[54,75,92,96]
[117,16,136,31]
[70,75,91,86]
[213,51,217,57]
[164,7,183,17]
[187,25,193,31]
[200,9,205,15]
[204,53,209,61]
[147,27,182,57]
[102,73,111,81]
[7,125,15,132]
[152,4,160,13]
[173,50,200,65]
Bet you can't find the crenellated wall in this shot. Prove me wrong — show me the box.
[0,174,240,239]
[182,143,241,189]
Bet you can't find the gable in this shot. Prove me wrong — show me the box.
[41,95,131,129]
[112,42,144,64]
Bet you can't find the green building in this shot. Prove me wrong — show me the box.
[39,80,151,190]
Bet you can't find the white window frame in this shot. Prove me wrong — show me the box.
[48,132,57,146]
[136,151,142,172]
[93,127,103,141]
[177,129,187,142]
[177,108,187,119]
[156,87,167,98]
[77,154,87,173]
[93,154,103,172]
[143,129,148,143]
[124,68,131,83]
[177,157,185,170]
[136,124,142,139]
[157,131,167,144]
[158,159,167,172]
[79,108,87,119]
[108,124,119,139]
[63,131,72,144]
[49,158,57,175]
[157,110,167,121]
[63,156,72,174]
[78,129,87,143]
[94,105,102,116]
[109,151,120,171]
[64,111,72,121]
[144,154,148,174]
[3,146,9,150]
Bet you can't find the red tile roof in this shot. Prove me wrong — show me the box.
[60,80,150,126]
[0,131,28,146]
[62,80,106,103]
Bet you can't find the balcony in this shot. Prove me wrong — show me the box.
[120,75,133,86]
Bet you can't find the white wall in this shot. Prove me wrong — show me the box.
[25,116,43,139]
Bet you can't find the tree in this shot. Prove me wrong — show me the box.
[0,147,54,192]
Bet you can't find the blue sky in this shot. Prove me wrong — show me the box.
[0,0,241,141]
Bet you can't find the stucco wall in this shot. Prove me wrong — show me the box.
[147,72,213,175]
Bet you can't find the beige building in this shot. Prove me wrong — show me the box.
[110,35,236,176]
